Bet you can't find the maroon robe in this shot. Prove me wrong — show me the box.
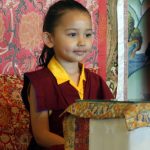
[21,67,114,150]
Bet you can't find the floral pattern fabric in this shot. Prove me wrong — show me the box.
[124,103,150,130]
[63,101,150,131]
[63,101,129,119]
[63,116,89,150]
[0,74,31,150]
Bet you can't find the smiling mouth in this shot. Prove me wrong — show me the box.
[73,50,87,56]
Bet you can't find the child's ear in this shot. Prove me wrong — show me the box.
[42,32,54,48]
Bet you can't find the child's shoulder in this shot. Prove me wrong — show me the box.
[24,67,50,78]
[85,68,101,78]
[24,68,48,76]
[84,68,105,84]
[23,67,55,89]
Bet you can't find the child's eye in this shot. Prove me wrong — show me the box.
[67,33,77,37]
[85,33,92,38]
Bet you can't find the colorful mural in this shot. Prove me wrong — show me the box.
[128,0,150,100]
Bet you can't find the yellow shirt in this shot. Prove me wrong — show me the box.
[47,57,86,99]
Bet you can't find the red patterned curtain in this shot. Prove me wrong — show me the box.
[0,0,100,74]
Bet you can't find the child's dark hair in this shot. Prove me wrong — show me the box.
[39,0,90,67]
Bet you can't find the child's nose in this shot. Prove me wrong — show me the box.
[77,36,85,46]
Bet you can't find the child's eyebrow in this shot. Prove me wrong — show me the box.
[65,28,93,31]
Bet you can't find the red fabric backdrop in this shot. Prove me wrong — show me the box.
[0,0,107,80]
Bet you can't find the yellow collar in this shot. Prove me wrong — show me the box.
[47,57,86,84]
[47,57,86,99]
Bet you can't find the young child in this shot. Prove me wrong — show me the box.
[21,0,114,149]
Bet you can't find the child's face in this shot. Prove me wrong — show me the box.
[51,10,93,63]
